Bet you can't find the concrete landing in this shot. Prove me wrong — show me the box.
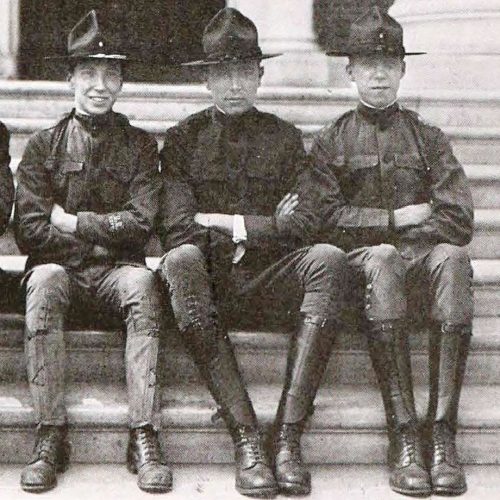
[0,464,498,499]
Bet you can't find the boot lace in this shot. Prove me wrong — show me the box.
[235,427,265,464]
[395,426,418,466]
[277,424,302,462]
[432,422,457,466]
[34,427,64,465]
[135,426,161,464]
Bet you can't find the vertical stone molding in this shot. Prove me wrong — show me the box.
[0,0,20,79]
[390,0,500,91]
[226,0,330,86]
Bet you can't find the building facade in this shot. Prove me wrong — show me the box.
[0,0,499,90]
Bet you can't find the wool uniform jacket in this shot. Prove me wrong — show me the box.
[0,121,14,236]
[309,103,474,260]
[158,106,318,281]
[15,110,160,271]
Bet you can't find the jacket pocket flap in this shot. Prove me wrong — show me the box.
[348,155,379,170]
[105,163,134,183]
[60,160,84,174]
[394,154,425,170]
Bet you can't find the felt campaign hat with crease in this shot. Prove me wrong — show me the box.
[327,6,425,57]
[46,10,128,60]
[182,7,280,66]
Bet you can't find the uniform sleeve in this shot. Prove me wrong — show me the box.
[157,126,208,252]
[400,128,474,246]
[0,122,14,235]
[309,130,390,233]
[75,133,160,250]
[243,126,319,246]
[15,132,90,260]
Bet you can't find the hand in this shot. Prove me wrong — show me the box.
[50,204,78,233]
[394,203,432,229]
[275,193,299,220]
[91,245,110,258]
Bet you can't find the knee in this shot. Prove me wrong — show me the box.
[432,244,470,269]
[158,244,204,281]
[26,264,70,297]
[308,244,348,275]
[366,244,404,271]
[119,267,158,298]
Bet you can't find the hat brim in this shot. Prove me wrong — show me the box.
[44,53,128,61]
[181,53,281,67]
[326,50,426,57]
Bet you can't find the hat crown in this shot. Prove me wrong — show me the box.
[65,9,126,60]
[348,6,405,56]
[202,8,262,62]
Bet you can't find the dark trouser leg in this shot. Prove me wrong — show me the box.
[97,265,171,493]
[274,244,348,495]
[158,244,276,497]
[350,245,430,496]
[21,264,71,493]
[423,244,473,496]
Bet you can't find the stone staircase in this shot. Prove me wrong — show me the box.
[0,81,498,467]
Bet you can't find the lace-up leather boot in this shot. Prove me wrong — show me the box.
[429,422,466,496]
[368,321,431,496]
[231,425,277,498]
[127,424,173,493]
[427,322,471,496]
[274,422,310,495]
[389,425,430,496]
[274,315,337,495]
[20,424,70,493]
[183,323,277,497]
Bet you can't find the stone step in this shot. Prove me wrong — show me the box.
[464,165,500,208]
[0,382,498,464]
[1,81,499,128]
[0,315,499,385]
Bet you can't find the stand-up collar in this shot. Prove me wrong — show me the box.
[74,109,115,134]
[212,106,259,129]
[357,101,400,130]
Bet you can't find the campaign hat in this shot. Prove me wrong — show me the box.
[327,6,425,57]
[46,10,127,61]
[183,8,280,66]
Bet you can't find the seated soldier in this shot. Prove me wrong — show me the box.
[14,11,171,494]
[309,7,474,497]
[157,8,348,498]
[0,120,14,242]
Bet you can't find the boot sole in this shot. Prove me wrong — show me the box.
[21,455,69,493]
[21,482,57,494]
[128,461,173,493]
[138,483,173,494]
[236,485,278,498]
[391,485,432,497]
[433,485,467,496]
[278,480,311,496]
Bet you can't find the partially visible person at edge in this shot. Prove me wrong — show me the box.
[0,121,14,240]
[308,6,474,497]
[14,10,171,494]
[156,7,347,498]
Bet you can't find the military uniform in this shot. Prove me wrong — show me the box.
[15,10,171,494]
[311,102,474,323]
[0,121,14,236]
[314,6,474,497]
[158,8,347,497]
